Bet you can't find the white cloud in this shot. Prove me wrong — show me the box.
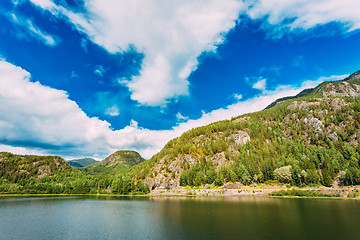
[0,59,348,159]
[252,78,267,91]
[247,0,360,34]
[0,144,46,156]
[105,105,120,117]
[0,60,112,157]
[9,12,59,47]
[233,93,243,100]
[26,0,360,108]
[29,0,244,106]
[176,112,188,121]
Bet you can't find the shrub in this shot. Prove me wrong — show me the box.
[274,165,292,183]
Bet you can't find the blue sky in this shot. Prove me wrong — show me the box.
[0,0,359,159]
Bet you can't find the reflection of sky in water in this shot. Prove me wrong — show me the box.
[0,197,359,240]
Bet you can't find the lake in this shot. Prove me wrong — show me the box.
[0,196,359,240]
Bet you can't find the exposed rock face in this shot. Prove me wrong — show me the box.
[234,131,250,145]
[351,131,360,146]
[233,116,250,123]
[327,131,339,141]
[309,118,324,133]
[332,99,346,111]
[287,101,320,110]
[180,155,197,166]
[210,152,232,170]
[37,165,50,179]
[325,82,360,98]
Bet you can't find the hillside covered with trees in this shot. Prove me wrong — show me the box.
[127,71,360,190]
[0,152,149,195]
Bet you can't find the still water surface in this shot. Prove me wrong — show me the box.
[0,196,359,240]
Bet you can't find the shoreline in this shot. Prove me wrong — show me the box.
[1,186,360,200]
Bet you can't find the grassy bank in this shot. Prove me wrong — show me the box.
[269,189,342,198]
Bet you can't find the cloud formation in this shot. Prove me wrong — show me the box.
[29,0,244,106]
[27,0,360,108]
[105,105,120,117]
[9,12,58,47]
[247,0,360,35]
[252,78,267,91]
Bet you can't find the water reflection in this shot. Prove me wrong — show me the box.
[0,196,359,240]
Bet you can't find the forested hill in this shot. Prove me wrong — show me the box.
[84,150,145,174]
[0,152,73,182]
[127,70,360,190]
[0,150,149,194]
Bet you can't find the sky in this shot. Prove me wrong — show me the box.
[0,0,360,160]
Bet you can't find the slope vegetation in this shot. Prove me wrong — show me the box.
[0,151,148,194]
[128,71,360,190]
[85,150,145,174]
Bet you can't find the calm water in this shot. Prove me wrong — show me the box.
[0,196,359,240]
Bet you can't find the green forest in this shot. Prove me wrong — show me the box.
[0,152,149,195]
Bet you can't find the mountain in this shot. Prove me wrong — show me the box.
[266,71,360,109]
[84,150,145,174]
[68,158,98,168]
[129,70,360,190]
[0,152,73,181]
[265,88,313,109]
[0,151,148,194]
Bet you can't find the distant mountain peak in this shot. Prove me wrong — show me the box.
[102,150,144,166]
[84,150,145,173]
[67,158,98,168]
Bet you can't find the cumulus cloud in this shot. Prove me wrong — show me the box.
[27,0,360,108]
[252,78,267,91]
[233,93,243,100]
[0,59,348,159]
[0,59,176,159]
[29,0,244,106]
[105,105,120,117]
[0,60,112,157]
